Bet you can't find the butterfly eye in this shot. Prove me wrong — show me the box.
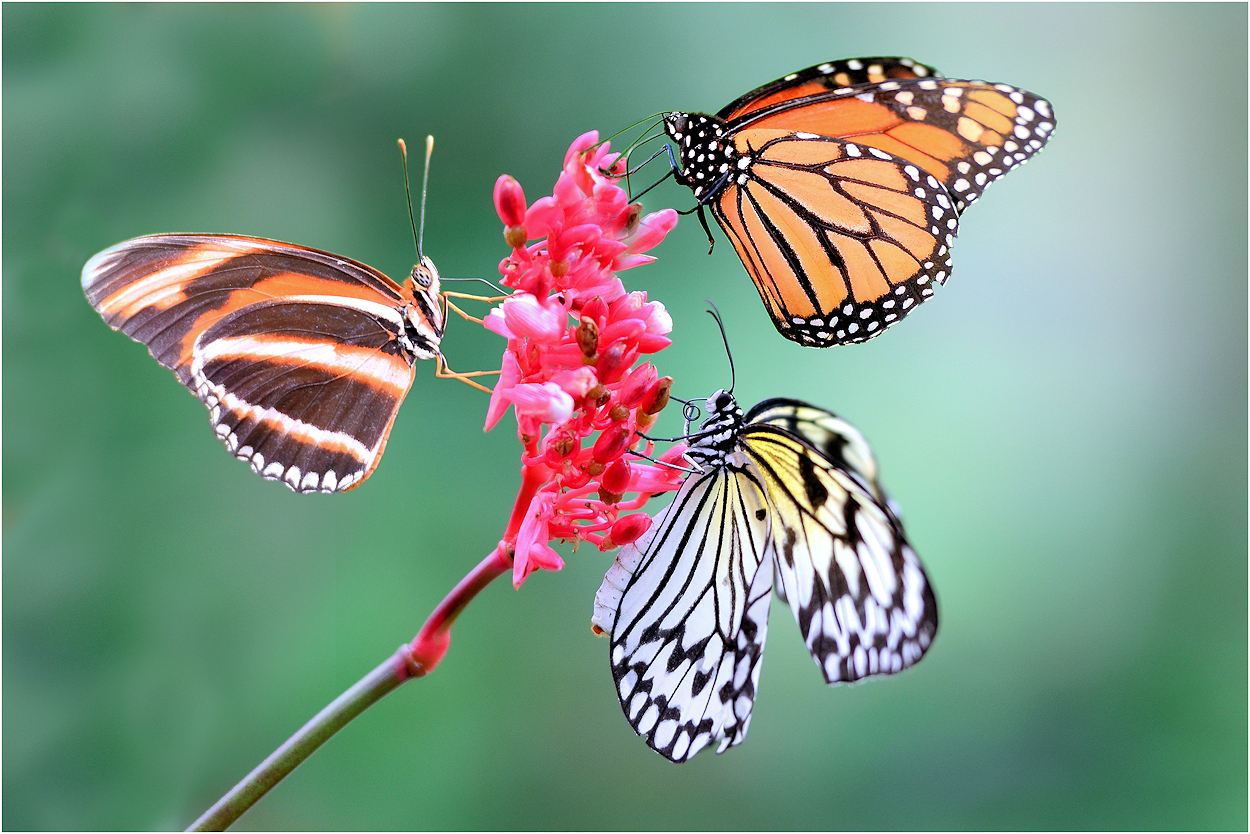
[410,264,432,288]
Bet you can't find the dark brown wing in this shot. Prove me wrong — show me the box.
[82,234,432,492]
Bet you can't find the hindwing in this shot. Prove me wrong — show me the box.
[593,465,773,762]
[714,131,954,345]
[741,425,936,683]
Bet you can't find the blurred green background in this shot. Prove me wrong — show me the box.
[5,3,1245,830]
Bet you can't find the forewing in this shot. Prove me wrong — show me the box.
[742,426,937,684]
[714,132,954,346]
[719,57,943,122]
[593,466,773,762]
[82,234,410,383]
[745,398,883,501]
[82,234,418,492]
[726,74,1054,214]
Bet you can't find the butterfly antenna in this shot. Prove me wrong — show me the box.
[398,138,421,261]
[705,302,735,394]
[596,113,666,150]
[418,135,433,261]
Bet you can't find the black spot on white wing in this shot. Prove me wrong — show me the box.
[593,465,773,762]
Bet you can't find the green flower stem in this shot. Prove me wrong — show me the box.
[186,649,408,832]
[186,544,513,831]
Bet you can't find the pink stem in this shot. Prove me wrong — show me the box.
[405,543,512,676]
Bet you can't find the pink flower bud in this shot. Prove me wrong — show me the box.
[638,376,672,416]
[494,175,528,228]
[580,296,609,327]
[609,513,651,546]
[596,341,635,383]
[592,423,630,463]
[600,459,632,494]
[617,363,658,408]
[638,300,673,336]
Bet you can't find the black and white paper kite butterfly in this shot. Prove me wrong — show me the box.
[593,390,937,761]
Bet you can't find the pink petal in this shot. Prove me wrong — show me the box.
[482,306,514,339]
[501,294,566,341]
[550,366,598,399]
[513,492,564,587]
[611,254,656,271]
[524,196,561,239]
[625,208,679,254]
[563,131,600,170]
[484,351,522,431]
[509,382,575,424]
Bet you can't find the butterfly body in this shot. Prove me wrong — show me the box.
[593,390,936,762]
[83,233,444,493]
[663,57,1054,346]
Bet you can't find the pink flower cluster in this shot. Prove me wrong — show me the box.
[484,132,685,588]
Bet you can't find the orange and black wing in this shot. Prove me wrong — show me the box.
[712,130,955,345]
[82,234,431,492]
[664,58,1053,346]
[721,58,1055,214]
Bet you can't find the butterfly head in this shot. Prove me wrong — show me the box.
[401,255,445,359]
[662,112,733,199]
[684,389,745,468]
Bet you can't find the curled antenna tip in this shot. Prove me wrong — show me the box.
[398,138,408,158]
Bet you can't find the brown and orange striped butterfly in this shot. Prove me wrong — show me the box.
[662,56,1054,346]
[82,234,445,493]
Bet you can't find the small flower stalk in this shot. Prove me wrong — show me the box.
[483,131,683,587]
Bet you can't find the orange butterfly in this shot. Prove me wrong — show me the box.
[662,57,1054,346]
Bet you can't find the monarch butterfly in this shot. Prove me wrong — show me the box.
[592,390,936,761]
[82,233,445,493]
[662,57,1054,346]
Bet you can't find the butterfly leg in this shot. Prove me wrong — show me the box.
[441,291,509,325]
[434,352,499,394]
